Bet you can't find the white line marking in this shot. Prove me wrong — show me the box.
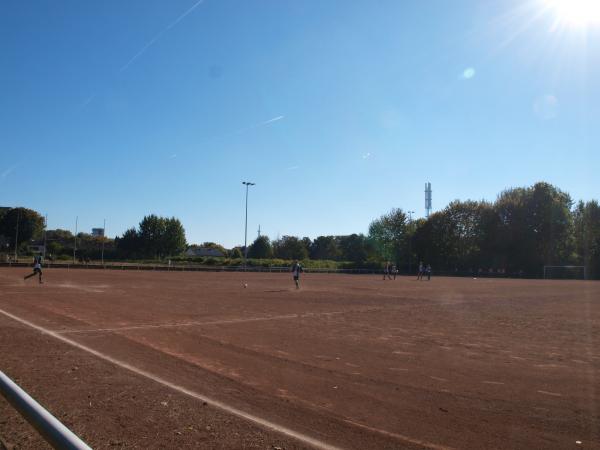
[0,307,341,450]
[56,311,348,334]
[343,419,455,450]
[537,390,562,397]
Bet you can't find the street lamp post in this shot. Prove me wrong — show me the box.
[407,210,415,274]
[242,181,255,268]
[14,209,20,262]
[73,216,78,264]
[101,219,106,266]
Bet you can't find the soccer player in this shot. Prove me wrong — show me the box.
[291,260,303,289]
[417,261,424,280]
[24,255,43,284]
[383,261,392,280]
[426,264,432,281]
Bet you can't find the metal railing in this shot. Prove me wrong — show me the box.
[0,370,92,450]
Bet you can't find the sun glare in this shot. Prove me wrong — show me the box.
[544,0,600,27]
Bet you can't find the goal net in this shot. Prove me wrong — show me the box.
[543,266,587,280]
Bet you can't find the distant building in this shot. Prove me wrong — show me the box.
[185,247,225,258]
[91,228,105,237]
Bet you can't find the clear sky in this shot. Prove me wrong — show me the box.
[1,0,599,247]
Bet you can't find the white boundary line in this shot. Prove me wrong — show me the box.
[55,311,348,334]
[0,307,342,450]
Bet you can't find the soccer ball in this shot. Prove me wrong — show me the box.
[243,283,248,288]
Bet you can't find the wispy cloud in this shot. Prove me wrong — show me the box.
[120,0,205,72]
[261,115,285,125]
[285,165,300,171]
[362,152,371,160]
[235,115,285,135]
[169,153,177,159]
[82,94,97,108]
[1,164,18,179]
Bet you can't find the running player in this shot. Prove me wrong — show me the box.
[291,260,303,289]
[383,261,393,280]
[24,255,43,284]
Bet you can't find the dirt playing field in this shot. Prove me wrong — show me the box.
[0,268,598,450]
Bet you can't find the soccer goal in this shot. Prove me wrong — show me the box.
[543,265,588,280]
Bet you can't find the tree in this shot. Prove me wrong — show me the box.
[273,236,308,260]
[368,208,408,264]
[134,215,187,258]
[337,234,370,263]
[573,200,600,279]
[248,236,273,259]
[0,207,44,248]
[138,215,166,258]
[229,247,243,258]
[494,182,573,273]
[162,218,187,256]
[301,237,312,256]
[116,228,140,258]
[310,236,340,260]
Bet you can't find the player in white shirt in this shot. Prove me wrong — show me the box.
[24,255,43,284]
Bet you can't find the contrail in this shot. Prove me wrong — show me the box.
[261,115,284,125]
[120,0,205,72]
[1,164,18,179]
[234,115,285,134]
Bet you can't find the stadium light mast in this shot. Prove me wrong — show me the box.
[43,214,48,260]
[13,209,20,261]
[242,181,255,268]
[73,216,78,264]
[101,219,106,266]
[407,211,415,274]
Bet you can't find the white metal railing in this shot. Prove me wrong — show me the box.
[0,370,92,450]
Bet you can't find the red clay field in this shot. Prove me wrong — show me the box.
[0,268,599,450]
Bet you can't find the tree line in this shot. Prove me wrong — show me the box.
[1,181,599,278]
[242,182,600,278]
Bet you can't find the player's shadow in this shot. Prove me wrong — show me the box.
[264,289,289,293]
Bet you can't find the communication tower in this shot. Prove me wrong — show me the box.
[425,182,432,218]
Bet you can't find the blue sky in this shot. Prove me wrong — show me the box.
[1,0,599,247]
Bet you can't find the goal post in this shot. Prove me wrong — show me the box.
[543,265,588,280]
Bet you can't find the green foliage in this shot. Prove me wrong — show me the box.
[337,234,372,263]
[574,200,600,279]
[116,215,186,259]
[228,247,243,258]
[310,236,340,260]
[494,182,573,273]
[0,207,44,247]
[248,235,273,259]
[200,242,228,256]
[368,208,408,264]
[273,235,308,260]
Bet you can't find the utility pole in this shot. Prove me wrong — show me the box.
[14,209,20,262]
[73,216,78,264]
[43,214,48,260]
[242,181,255,268]
[101,219,106,266]
[407,210,415,274]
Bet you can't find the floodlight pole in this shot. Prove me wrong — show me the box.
[407,211,415,274]
[242,181,255,269]
[43,214,48,259]
[14,209,20,262]
[101,219,106,265]
[73,216,78,264]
